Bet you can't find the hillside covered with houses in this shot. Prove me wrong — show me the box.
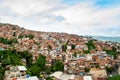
[0,23,120,80]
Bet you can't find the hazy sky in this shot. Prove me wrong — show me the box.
[0,0,120,36]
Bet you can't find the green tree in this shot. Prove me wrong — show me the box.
[71,44,76,50]
[95,64,99,69]
[112,46,116,52]
[85,67,90,73]
[87,40,95,50]
[2,59,11,67]
[0,37,17,44]
[26,34,34,39]
[55,60,64,71]
[46,77,53,80]
[62,44,67,52]
[28,54,46,77]
[46,68,51,74]
[50,65,56,72]
[50,60,64,72]
[105,66,113,74]
[10,54,21,65]
[105,49,117,59]
[29,65,40,76]
[13,32,16,36]
[35,55,46,71]
[84,50,90,54]
[18,34,24,38]
[108,75,120,80]
[0,49,43,78]
[73,52,77,57]
[0,66,5,80]
[19,51,32,67]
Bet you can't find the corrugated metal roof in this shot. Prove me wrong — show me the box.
[84,76,92,80]
[18,66,27,71]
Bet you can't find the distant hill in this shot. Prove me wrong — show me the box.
[0,23,119,43]
[92,36,120,42]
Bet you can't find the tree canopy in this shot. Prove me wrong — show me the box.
[50,60,64,72]
[87,40,96,50]
[0,37,18,44]
[108,75,120,80]
[62,44,67,52]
